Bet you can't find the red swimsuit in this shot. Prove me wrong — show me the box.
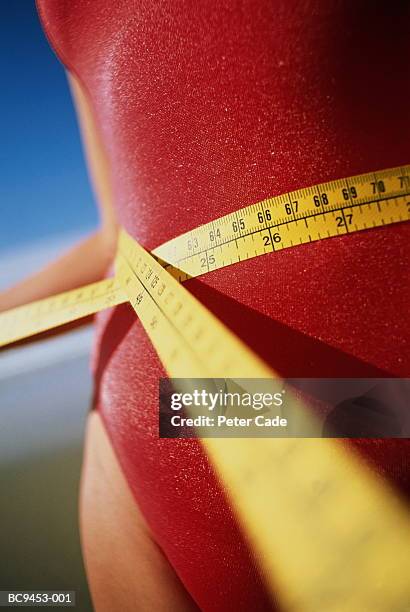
[37,2,410,609]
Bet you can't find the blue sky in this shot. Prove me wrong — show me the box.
[0,1,98,252]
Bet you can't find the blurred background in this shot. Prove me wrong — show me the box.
[0,2,97,609]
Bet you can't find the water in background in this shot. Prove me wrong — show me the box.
[0,3,97,609]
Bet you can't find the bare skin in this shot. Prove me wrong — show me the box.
[82,413,198,611]
[1,73,198,611]
[0,74,118,313]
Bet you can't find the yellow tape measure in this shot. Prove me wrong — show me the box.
[2,164,409,347]
[153,164,410,281]
[1,165,410,611]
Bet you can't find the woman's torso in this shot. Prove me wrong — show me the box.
[38,1,410,609]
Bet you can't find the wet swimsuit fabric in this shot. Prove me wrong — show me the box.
[37,2,410,609]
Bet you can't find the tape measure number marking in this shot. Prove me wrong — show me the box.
[1,166,410,611]
[153,165,410,280]
[0,279,126,347]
